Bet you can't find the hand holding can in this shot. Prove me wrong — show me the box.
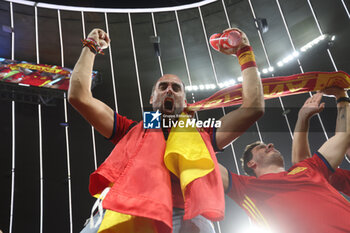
[210,28,251,55]
[210,29,242,51]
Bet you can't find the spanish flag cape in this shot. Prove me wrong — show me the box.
[93,71,350,233]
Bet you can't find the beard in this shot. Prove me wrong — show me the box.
[269,152,285,167]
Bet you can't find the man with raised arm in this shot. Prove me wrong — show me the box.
[292,88,350,196]
[220,90,350,232]
[68,28,264,233]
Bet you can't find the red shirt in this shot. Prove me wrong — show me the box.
[227,152,350,233]
[329,168,350,196]
[91,112,224,232]
[108,113,218,209]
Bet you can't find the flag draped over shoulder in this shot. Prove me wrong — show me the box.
[187,71,350,112]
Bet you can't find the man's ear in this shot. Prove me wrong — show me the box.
[247,160,256,169]
[150,95,153,104]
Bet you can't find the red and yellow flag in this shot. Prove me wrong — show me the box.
[187,71,350,112]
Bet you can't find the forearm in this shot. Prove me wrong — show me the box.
[337,101,350,135]
[292,114,312,164]
[335,92,349,134]
[241,66,264,111]
[318,100,350,169]
[68,47,96,103]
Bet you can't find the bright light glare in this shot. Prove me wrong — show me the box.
[277,61,283,67]
[282,55,293,63]
[268,66,274,72]
[239,226,273,233]
[238,76,243,82]
[292,51,299,57]
[300,34,327,52]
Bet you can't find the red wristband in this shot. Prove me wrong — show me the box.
[82,38,104,55]
[236,46,257,71]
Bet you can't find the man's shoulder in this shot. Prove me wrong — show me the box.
[109,112,139,144]
[288,153,334,178]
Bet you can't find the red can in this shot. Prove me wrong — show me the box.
[210,29,242,51]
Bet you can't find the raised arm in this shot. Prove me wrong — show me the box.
[318,88,350,170]
[215,29,264,150]
[291,93,325,164]
[68,28,115,138]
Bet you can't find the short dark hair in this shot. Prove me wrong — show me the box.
[241,141,262,176]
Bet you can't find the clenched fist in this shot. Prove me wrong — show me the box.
[87,28,110,50]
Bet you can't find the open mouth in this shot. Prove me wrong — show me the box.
[266,148,279,154]
[266,147,274,153]
[163,97,174,112]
